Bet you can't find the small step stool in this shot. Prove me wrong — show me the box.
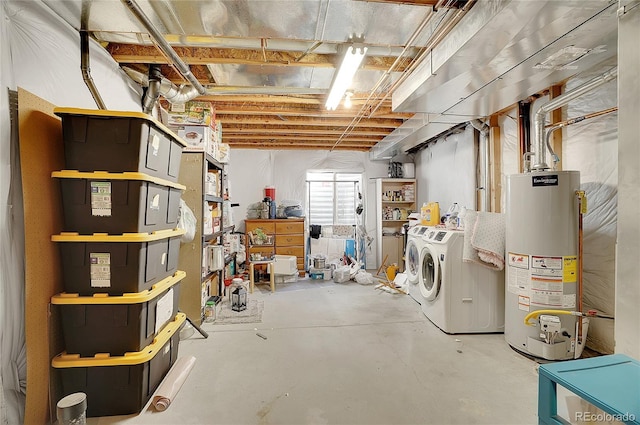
[538,354,640,425]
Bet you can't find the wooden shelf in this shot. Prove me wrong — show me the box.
[205,194,223,203]
[376,178,416,272]
[381,200,415,204]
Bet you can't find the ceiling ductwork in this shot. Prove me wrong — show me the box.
[370,0,618,160]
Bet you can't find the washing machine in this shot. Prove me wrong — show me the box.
[405,225,430,304]
[419,229,505,333]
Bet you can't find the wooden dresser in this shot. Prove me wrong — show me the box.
[245,218,305,276]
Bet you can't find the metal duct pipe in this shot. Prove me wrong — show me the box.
[121,0,206,96]
[470,119,490,212]
[142,65,162,114]
[80,31,106,109]
[123,67,200,104]
[532,67,618,171]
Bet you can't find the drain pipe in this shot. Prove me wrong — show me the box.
[121,0,206,96]
[470,119,490,212]
[532,67,618,171]
[80,31,106,109]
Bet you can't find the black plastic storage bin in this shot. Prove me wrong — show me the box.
[52,271,185,356]
[52,229,184,296]
[53,171,184,235]
[53,313,185,418]
[54,108,187,183]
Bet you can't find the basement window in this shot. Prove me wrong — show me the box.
[306,171,362,226]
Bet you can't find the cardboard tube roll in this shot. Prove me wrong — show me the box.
[152,355,196,411]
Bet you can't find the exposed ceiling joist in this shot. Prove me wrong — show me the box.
[108,44,409,71]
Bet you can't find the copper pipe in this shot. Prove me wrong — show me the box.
[576,191,585,344]
[544,106,618,129]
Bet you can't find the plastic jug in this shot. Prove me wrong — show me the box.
[420,202,440,226]
[445,203,460,229]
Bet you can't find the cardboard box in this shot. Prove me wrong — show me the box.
[214,142,230,163]
[163,101,215,127]
[177,125,212,152]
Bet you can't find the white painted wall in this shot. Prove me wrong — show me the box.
[225,149,389,268]
[615,2,640,359]
[414,125,478,217]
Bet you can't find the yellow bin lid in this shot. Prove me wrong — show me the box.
[51,228,185,242]
[53,107,187,148]
[52,313,186,368]
[51,270,185,305]
[51,170,186,191]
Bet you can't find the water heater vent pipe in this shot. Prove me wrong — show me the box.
[532,67,618,171]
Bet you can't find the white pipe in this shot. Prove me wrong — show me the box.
[532,67,618,171]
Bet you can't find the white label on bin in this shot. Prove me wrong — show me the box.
[90,182,112,217]
[151,134,160,156]
[150,193,160,210]
[90,253,111,287]
[155,288,174,332]
[161,252,167,265]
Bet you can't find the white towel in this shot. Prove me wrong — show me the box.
[462,211,506,270]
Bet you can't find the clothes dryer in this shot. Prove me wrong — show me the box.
[419,229,505,333]
[405,225,430,304]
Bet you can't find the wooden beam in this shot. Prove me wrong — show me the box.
[215,114,403,128]
[549,84,564,171]
[222,134,382,143]
[210,103,411,120]
[230,143,371,151]
[221,126,393,137]
[109,44,404,71]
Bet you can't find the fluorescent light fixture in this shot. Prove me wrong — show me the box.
[325,45,367,110]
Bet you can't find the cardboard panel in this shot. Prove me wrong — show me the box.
[18,88,65,424]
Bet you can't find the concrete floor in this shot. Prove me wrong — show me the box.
[88,278,540,425]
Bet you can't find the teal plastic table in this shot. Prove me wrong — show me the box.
[538,354,640,425]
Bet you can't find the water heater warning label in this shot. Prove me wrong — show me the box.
[508,253,577,308]
[563,256,577,283]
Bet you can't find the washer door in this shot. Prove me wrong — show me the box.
[419,246,441,301]
[405,239,420,281]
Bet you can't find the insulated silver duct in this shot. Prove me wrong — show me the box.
[121,0,206,96]
[123,67,201,105]
[80,31,106,109]
[532,67,618,171]
[470,119,490,212]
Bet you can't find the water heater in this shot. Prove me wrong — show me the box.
[505,170,580,360]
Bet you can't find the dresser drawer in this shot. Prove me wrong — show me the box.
[276,234,304,247]
[275,220,304,234]
[275,246,304,258]
[245,220,275,234]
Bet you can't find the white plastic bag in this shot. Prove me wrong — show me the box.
[177,199,197,243]
[354,269,375,285]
